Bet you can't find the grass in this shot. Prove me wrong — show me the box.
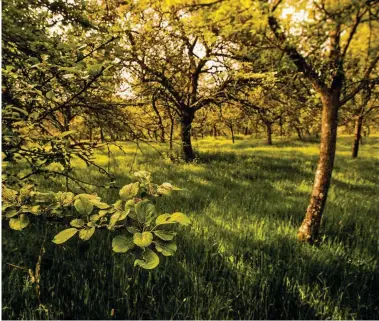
[2,135,379,320]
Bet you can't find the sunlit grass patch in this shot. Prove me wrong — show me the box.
[2,136,379,320]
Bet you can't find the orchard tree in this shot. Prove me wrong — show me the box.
[108,1,232,161]
[265,0,379,243]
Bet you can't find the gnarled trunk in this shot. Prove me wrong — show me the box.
[298,92,339,244]
[180,109,195,162]
[352,115,363,158]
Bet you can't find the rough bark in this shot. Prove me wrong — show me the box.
[352,115,363,158]
[297,92,339,244]
[180,109,195,162]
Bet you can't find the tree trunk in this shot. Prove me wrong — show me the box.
[279,116,284,137]
[244,127,248,136]
[180,110,195,162]
[294,125,303,141]
[298,93,339,244]
[265,122,273,145]
[230,124,235,143]
[352,115,363,158]
[100,127,105,143]
[213,125,217,138]
[151,96,166,143]
[167,108,174,157]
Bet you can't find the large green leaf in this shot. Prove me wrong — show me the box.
[70,218,85,228]
[108,209,130,229]
[155,212,190,226]
[119,182,139,201]
[112,235,134,253]
[153,230,177,241]
[90,199,110,209]
[134,171,151,182]
[157,182,173,195]
[52,228,78,244]
[154,241,177,256]
[155,214,171,225]
[170,212,191,226]
[135,200,156,225]
[134,248,159,269]
[5,209,19,218]
[9,214,30,230]
[79,227,95,241]
[133,232,153,247]
[74,198,93,215]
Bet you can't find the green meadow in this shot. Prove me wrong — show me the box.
[2,136,379,320]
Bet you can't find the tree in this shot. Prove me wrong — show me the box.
[108,2,231,161]
[267,0,379,243]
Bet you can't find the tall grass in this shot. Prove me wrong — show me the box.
[2,136,379,320]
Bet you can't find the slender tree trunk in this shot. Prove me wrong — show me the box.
[298,93,339,244]
[294,125,303,141]
[151,96,166,143]
[180,110,195,162]
[89,127,93,142]
[352,115,363,158]
[244,127,248,136]
[279,115,284,137]
[213,125,217,138]
[265,122,273,145]
[167,108,174,157]
[100,127,105,143]
[230,124,235,143]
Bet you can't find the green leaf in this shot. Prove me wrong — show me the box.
[153,230,177,241]
[9,214,30,230]
[74,198,93,215]
[155,214,172,225]
[134,248,159,269]
[46,91,55,99]
[157,182,173,195]
[119,182,139,201]
[108,209,130,229]
[133,232,153,247]
[134,171,151,182]
[89,214,100,222]
[171,212,191,226]
[125,199,135,210]
[112,235,134,253]
[154,240,177,256]
[135,200,156,225]
[155,213,190,226]
[70,218,85,228]
[79,227,95,241]
[5,209,19,218]
[90,199,110,209]
[113,200,123,210]
[52,228,78,244]
[30,205,41,215]
[126,226,140,234]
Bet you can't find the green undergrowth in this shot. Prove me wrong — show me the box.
[2,135,379,320]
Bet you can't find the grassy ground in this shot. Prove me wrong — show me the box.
[2,135,379,320]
